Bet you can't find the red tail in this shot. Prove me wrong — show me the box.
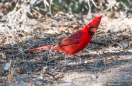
[25,45,52,54]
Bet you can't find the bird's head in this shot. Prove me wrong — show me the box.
[88,15,102,36]
[90,15,102,28]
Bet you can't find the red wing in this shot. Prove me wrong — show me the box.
[58,30,83,46]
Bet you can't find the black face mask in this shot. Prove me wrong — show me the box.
[88,25,96,36]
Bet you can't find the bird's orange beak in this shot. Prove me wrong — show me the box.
[91,28,97,33]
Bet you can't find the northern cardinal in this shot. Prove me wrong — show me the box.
[25,15,102,56]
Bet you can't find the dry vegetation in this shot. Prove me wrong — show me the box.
[0,0,132,86]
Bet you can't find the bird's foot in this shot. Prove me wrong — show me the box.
[48,49,56,55]
[73,56,82,64]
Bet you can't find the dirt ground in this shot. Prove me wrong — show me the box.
[0,12,132,86]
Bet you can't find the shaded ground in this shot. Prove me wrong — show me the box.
[0,12,132,86]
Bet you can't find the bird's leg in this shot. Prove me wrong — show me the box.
[73,55,82,67]
[49,49,56,55]
[64,54,73,65]
[72,56,81,70]
[64,53,67,62]
[76,56,82,64]
[79,57,82,64]
[76,50,84,64]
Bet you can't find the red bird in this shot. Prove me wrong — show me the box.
[25,15,102,55]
